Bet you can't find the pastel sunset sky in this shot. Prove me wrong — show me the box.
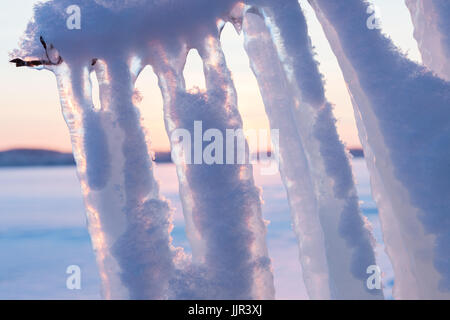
[0,0,421,152]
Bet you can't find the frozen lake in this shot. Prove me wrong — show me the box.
[0,158,394,299]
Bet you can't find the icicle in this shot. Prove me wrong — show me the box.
[51,61,129,299]
[243,1,382,299]
[93,57,175,299]
[309,0,450,299]
[39,55,176,300]
[149,41,208,266]
[405,0,450,81]
[243,9,330,300]
[197,33,275,300]
[150,32,275,299]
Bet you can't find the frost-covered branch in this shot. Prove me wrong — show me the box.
[10,37,63,68]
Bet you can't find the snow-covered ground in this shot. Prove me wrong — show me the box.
[0,158,393,299]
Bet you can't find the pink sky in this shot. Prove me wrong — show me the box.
[0,0,421,152]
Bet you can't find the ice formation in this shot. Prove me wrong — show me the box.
[13,0,276,300]
[308,0,450,299]
[405,0,450,81]
[42,46,176,300]
[12,0,449,300]
[150,28,275,301]
[242,1,381,299]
